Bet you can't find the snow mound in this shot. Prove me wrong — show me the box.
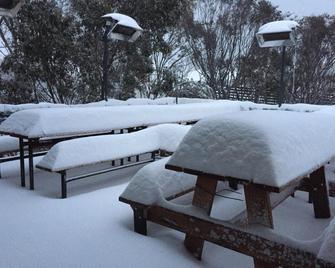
[167,110,335,188]
[257,20,298,34]
[120,157,196,205]
[37,124,191,172]
[0,101,244,138]
[0,135,19,153]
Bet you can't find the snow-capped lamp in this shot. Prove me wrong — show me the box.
[102,13,143,43]
[101,13,143,102]
[0,0,24,18]
[256,20,298,107]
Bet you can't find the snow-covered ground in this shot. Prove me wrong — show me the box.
[0,158,334,268]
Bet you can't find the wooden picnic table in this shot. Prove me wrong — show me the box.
[166,163,331,267]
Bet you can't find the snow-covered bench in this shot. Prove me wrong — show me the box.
[120,110,335,267]
[0,135,20,155]
[0,135,20,178]
[36,124,191,198]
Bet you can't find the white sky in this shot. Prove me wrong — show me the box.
[270,0,335,17]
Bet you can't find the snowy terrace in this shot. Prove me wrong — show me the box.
[1,99,335,267]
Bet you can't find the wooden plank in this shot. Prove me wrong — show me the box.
[230,182,298,226]
[310,167,330,219]
[132,206,147,235]
[244,183,273,228]
[146,205,324,268]
[184,175,218,260]
[329,181,335,197]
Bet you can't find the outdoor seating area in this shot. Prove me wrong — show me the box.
[1,0,334,267]
[1,101,335,267]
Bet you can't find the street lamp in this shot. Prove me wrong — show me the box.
[0,0,24,18]
[256,20,298,107]
[101,13,143,101]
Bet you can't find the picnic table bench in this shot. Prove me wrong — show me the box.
[36,124,191,198]
[120,110,335,268]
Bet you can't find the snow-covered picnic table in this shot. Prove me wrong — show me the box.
[0,101,245,190]
[121,110,335,267]
[0,102,245,139]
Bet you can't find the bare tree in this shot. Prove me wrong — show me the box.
[183,0,283,100]
[286,15,335,104]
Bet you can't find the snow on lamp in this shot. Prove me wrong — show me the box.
[102,13,143,43]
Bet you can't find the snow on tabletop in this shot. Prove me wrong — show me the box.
[0,97,216,114]
[0,102,67,114]
[257,20,299,34]
[167,110,335,188]
[37,124,191,172]
[120,157,196,205]
[0,101,245,138]
[0,135,19,153]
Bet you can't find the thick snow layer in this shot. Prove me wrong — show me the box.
[1,98,330,115]
[167,110,335,188]
[37,124,191,172]
[0,135,19,153]
[318,217,335,263]
[102,13,143,31]
[120,157,196,205]
[0,101,245,138]
[0,98,215,114]
[257,20,298,34]
[0,102,67,114]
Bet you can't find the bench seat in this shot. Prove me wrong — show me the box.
[37,124,191,197]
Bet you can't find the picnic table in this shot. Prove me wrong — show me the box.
[0,102,242,189]
[121,110,335,267]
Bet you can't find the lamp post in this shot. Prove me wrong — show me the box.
[101,13,143,101]
[256,20,298,107]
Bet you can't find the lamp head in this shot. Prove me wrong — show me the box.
[256,20,298,48]
[102,13,143,43]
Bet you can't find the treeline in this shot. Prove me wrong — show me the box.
[0,0,334,104]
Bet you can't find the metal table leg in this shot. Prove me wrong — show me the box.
[28,139,34,190]
[19,138,25,187]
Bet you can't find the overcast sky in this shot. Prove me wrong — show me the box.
[270,0,335,17]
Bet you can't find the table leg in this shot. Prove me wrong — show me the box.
[310,167,330,218]
[184,175,218,260]
[244,183,273,228]
[28,139,34,190]
[244,184,276,267]
[19,138,25,187]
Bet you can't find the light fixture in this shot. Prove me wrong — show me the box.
[101,13,143,101]
[256,20,298,107]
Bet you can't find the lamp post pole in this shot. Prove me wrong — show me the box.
[279,46,286,107]
[102,23,112,102]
